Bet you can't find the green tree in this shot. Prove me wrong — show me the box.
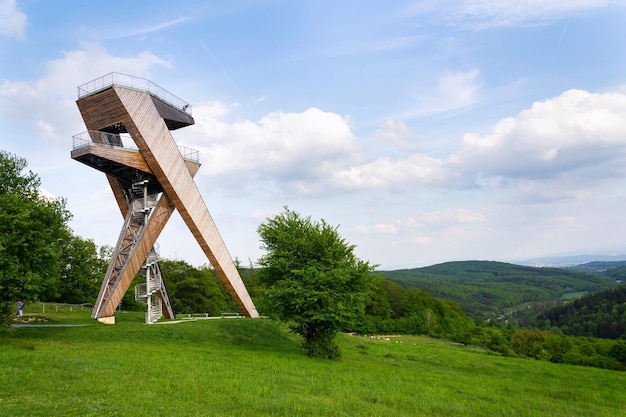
[160,259,236,315]
[0,151,71,325]
[257,208,375,359]
[56,235,106,303]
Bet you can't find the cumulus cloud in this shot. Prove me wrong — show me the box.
[37,43,169,101]
[182,103,458,194]
[0,43,170,144]
[449,89,626,183]
[181,88,626,199]
[327,153,451,190]
[0,0,26,39]
[183,105,358,191]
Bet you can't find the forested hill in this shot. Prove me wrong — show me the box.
[568,261,626,280]
[381,261,616,319]
[536,285,626,339]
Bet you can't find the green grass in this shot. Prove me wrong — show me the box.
[1,306,626,416]
[560,291,589,300]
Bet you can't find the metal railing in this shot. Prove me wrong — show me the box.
[72,131,135,150]
[72,131,200,163]
[177,145,199,163]
[77,72,192,115]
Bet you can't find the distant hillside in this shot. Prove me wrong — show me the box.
[567,260,626,274]
[537,285,626,339]
[520,254,626,268]
[381,261,616,319]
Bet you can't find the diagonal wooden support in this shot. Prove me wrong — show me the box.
[113,86,258,318]
[91,187,175,319]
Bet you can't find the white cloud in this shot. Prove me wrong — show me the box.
[184,103,454,194]
[106,17,190,40]
[354,208,485,236]
[448,0,625,29]
[183,105,357,190]
[0,0,26,39]
[438,69,480,108]
[404,69,480,118]
[449,89,626,183]
[35,120,60,142]
[0,43,170,144]
[182,88,626,200]
[373,118,417,151]
[421,208,486,225]
[327,153,450,190]
[43,43,170,95]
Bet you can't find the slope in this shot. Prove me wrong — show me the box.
[537,284,626,338]
[381,260,616,319]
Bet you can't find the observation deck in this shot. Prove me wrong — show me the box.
[76,72,194,132]
[70,131,200,194]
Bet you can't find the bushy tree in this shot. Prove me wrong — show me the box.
[257,208,375,359]
[56,235,106,303]
[0,151,71,324]
[160,259,237,315]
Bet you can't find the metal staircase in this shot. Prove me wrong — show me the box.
[135,245,174,323]
[92,177,174,323]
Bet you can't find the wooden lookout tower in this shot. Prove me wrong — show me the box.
[71,73,258,323]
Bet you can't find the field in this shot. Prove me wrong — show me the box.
[1,306,626,417]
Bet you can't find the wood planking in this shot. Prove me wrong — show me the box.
[76,88,129,131]
[77,88,138,238]
[108,175,130,216]
[71,145,152,173]
[115,86,258,318]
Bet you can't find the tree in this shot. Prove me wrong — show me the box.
[56,235,106,304]
[160,259,237,315]
[0,151,71,325]
[257,208,375,359]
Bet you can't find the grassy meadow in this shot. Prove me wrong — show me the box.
[1,305,626,416]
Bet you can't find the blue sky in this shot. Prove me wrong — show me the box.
[1,0,626,269]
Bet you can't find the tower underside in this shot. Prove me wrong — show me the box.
[72,73,259,321]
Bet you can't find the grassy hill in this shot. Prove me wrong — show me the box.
[1,306,625,417]
[381,260,616,319]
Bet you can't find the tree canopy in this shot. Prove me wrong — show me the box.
[0,151,73,324]
[257,208,375,358]
[159,259,238,316]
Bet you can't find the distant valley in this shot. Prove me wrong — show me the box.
[379,260,619,320]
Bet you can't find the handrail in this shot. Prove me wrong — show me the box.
[72,131,200,164]
[77,72,192,115]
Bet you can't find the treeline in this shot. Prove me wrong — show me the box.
[535,285,626,339]
[383,261,616,319]
[159,261,626,371]
[355,276,474,337]
[458,325,626,371]
[154,261,476,338]
[0,151,108,325]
